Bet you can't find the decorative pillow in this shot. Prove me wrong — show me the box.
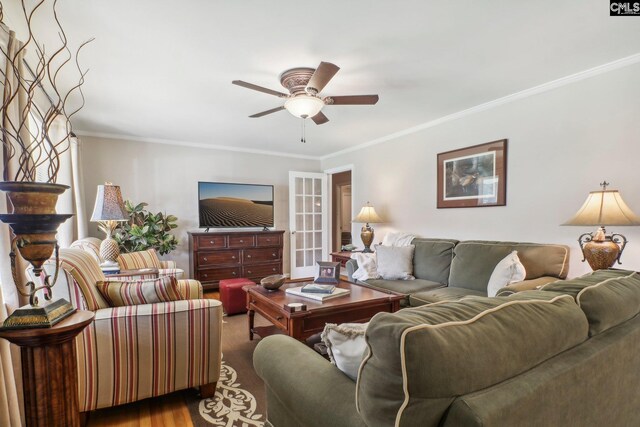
[96,276,183,307]
[375,245,415,280]
[321,322,369,381]
[352,253,380,281]
[487,250,526,297]
[117,249,162,270]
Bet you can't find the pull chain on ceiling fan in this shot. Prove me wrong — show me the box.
[232,61,379,126]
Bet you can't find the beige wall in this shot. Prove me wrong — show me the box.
[322,62,640,278]
[80,136,320,274]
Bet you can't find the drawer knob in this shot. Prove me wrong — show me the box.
[240,239,244,243]
[203,274,208,278]
[272,268,276,271]
[247,270,252,274]
[203,257,208,261]
[266,238,271,242]
[272,253,276,257]
[232,271,237,276]
[247,255,252,259]
[276,316,283,321]
[232,255,236,259]
[210,240,214,244]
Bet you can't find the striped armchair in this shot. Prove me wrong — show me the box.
[70,238,184,279]
[34,249,222,412]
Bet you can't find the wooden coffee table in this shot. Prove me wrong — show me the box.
[243,280,403,341]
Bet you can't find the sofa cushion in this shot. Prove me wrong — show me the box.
[363,279,444,306]
[411,238,458,284]
[409,287,486,306]
[541,269,640,336]
[321,322,369,380]
[356,294,588,427]
[487,251,526,297]
[375,245,415,280]
[96,276,183,307]
[117,249,162,270]
[449,241,569,292]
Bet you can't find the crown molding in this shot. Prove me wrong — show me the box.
[321,52,640,160]
[73,131,321,161]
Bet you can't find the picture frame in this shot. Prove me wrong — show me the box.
[314,261,340,284]
[437,139,507,208]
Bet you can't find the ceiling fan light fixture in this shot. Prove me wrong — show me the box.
[284,95,324,119]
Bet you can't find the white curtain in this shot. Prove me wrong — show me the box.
[0,23,25,427]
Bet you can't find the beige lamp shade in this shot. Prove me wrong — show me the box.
[353,203,383,224]
[90,184,128,222]
[563,190,640,226]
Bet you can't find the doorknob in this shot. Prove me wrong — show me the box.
[291,231,296,234]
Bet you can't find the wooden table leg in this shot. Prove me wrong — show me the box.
[248,308,255,340]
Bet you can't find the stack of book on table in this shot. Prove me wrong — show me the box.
[285,283,350,301]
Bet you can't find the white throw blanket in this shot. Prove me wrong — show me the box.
[351,232,416,281]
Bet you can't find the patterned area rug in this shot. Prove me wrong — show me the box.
[187,313,271,426]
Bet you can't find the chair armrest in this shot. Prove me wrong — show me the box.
[176,279,203,300]
[496,276,563,296]
[159,260,177,269]
[346,259,358,282]
[254,335,366,427]
[159,268,185,280]
[78,299,222,411]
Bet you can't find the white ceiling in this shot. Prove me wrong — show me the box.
[5,0,640,158]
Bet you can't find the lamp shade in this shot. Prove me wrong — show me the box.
[90,184,128,222]
[284,94,324,118]
[353,204,383,224]
[563,190,640,226]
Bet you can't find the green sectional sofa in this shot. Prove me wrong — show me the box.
[254,269,640,426]
[345,238,569,305]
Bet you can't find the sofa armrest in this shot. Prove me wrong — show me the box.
[496,276,562,296]
[176,279,203,300]
[159,260,177,269]
[158,268,185,280]
[77,299,222,411]
[254,335,366,427]
[346,258,358,282]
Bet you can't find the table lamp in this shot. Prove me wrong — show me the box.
[353,202,383,253]
[563,181,640,270]
[90,183,129,271]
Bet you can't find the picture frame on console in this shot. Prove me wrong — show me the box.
[314,261,340,284]
[437,139,507,208]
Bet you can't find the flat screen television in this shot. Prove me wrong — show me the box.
[198,181,274,229]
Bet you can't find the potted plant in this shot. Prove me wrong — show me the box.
[114,201,179,256]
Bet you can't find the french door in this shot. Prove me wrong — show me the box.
[289,171,328,279]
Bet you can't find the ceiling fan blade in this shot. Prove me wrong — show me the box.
[249,106,286,118]
[232,80,288,98]
[326,95,379,105]
[306,62,340,94]
[311,111,329,125]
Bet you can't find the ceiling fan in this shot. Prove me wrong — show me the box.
[232,61,379,125]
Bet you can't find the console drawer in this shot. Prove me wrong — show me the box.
[249,297,288,331]
[198,250,240,267]
[256,234,281,247]
[229,235,255,248]
[243,248,281,263]
[243,262,281,277]
[197,267,241,282]
[197,236,227,249]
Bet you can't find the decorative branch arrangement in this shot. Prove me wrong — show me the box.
[0,0,93,183]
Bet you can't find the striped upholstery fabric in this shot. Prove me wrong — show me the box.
[159,260,177,269]
[59,249,109,310]
[75,299,222,411]
[70,237,102,264]
[96,276,183,307]
[117,249,162,270]
[177,279,204,300]
[158,268,184,280]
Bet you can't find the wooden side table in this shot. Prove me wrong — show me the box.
[0,311,94,427]
[330,251,359,267]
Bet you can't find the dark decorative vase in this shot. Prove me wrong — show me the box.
[0,181,75,329]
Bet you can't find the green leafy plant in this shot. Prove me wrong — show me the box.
[114,201,179,255]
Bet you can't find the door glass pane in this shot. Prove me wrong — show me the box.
[314,196,321,213]
[296,195,303,213]
[314,232,322,248]
[295,177,303,195]
[314,214,322,231]
[296,232,304,248]
[315,249,322,262]
[304,196,313,213]
[305,178,312,195]
[296,250,304,268]
[313,178,321,195]
[305,214,314,231]
[296,214,303,231]
[305,250,314,266]
[305,232,313,248]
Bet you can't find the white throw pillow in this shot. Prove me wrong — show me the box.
[487,251,526,297]
[351,252,380,281]
[375,244,415,280]
[321,322,369,381]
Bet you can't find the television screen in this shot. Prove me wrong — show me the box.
[198,182,274,228]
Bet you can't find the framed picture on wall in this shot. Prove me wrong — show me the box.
[437,139,507,208]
